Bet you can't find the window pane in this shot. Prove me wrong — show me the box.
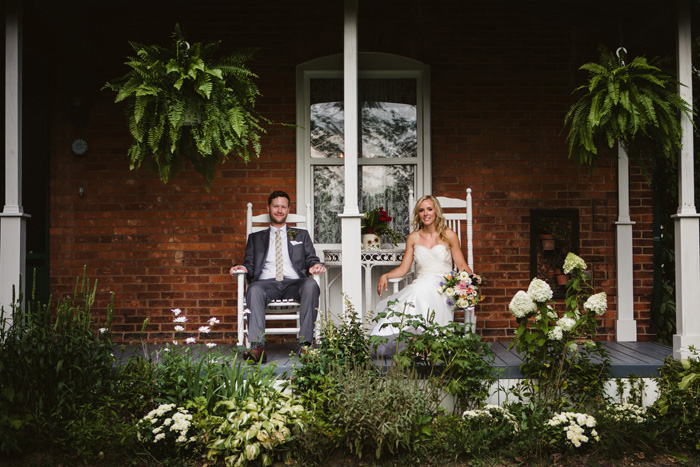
[361,78,417,159]
[313,166,344,243]
[360,165,414,237]
[310,79,344,159]
[313,165,414,243]
[310,78,417,159]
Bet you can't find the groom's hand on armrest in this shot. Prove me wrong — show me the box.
[308,264,326,275]
[230,265,248,275]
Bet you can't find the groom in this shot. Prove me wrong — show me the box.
[230,190,326,363]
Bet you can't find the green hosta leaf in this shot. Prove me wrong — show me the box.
[678,373,697,391]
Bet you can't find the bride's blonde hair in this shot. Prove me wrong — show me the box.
[411,195,451,248]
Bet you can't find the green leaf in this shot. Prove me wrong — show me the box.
[678,373,697,391]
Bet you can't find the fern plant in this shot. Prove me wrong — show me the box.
[104,24,269,189]
[565,46,693,168]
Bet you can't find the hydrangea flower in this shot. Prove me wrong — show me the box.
[606,403,646,424]
[462,404,519,432]
[584,292,607,316]
[548,326,563,341]
[137,404,195,447]
[563,253,587,274]
[509,291,537,318]
[527,278,553,303]
[557,316,576,332]
[547,412,598,448]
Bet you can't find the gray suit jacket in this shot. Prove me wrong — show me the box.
[242,227,322,282]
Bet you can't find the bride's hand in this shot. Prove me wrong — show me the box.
[377,274,388,297]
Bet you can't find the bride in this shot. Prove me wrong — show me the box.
[370,195,472,356]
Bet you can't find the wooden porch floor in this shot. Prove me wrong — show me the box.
[116,341,673,379]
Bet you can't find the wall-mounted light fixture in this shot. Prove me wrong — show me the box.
[71,138,88,156]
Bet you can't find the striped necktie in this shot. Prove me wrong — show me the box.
[275,229,284,281]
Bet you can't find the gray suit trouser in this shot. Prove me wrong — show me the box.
[245,277,320,345]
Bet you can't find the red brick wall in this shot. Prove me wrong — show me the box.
[43,1,667,344]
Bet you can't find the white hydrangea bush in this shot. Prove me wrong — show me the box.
[136,403,198,451]
[462,404,519,433]
[546,412,599,449]
[603,403,648,424]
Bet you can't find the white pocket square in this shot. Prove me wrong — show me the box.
[290,240,303,246]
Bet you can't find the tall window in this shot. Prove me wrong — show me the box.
[296,54,431,246]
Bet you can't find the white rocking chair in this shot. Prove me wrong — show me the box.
[234,202,321,347]
[388,188,476,328]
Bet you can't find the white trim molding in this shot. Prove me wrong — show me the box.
[673,0,700,360]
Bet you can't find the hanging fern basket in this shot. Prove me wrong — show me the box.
[564,46,693,169]
[104,25,269,189]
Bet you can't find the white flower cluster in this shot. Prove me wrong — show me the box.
[547,412,599,448]
[548,326,563,341]
[462,404,519,432]
[137,403,197,445]
[527,278,553,302]
[557,316,576,332]
[563,253,587,275]
[509,291,537,318]
[171,308,221,346]
[584,292,607,316]
[607,403,646,424]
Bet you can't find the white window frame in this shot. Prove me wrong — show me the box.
[296,52,432,250]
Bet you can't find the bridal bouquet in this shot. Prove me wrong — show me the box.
[439,270,484,310]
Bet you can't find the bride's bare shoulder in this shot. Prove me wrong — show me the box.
[445,228,459,242]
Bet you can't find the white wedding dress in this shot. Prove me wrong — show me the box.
[369,243,454,356]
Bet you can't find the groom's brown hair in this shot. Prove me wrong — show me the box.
[268,190,291,206]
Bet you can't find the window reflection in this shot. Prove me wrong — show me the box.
[310,77,418,243]
[310,78,417,159]
[313,165,414,243]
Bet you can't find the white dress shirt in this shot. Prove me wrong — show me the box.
[259,226,301,280]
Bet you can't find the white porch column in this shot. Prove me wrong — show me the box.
[673,0,700,360]
[615,145,637,341]
[339,0,363,318]
[1,0,30,321]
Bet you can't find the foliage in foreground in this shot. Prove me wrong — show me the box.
[3,273,700,466]
[652,346,700,451]
[0,273,144,459]
[508,253,611,411]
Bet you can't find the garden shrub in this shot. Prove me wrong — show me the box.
[386,314,497,411]
[545,411,599,450]
[322,361,436,460]
[136,403,200,459]
[440,405,519,461]
[508,253,611,411]
[652,347,700,451]
[0,273,118,456]
[203,365,304,467]
[293,296,371,395]
[592,403,657,460]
